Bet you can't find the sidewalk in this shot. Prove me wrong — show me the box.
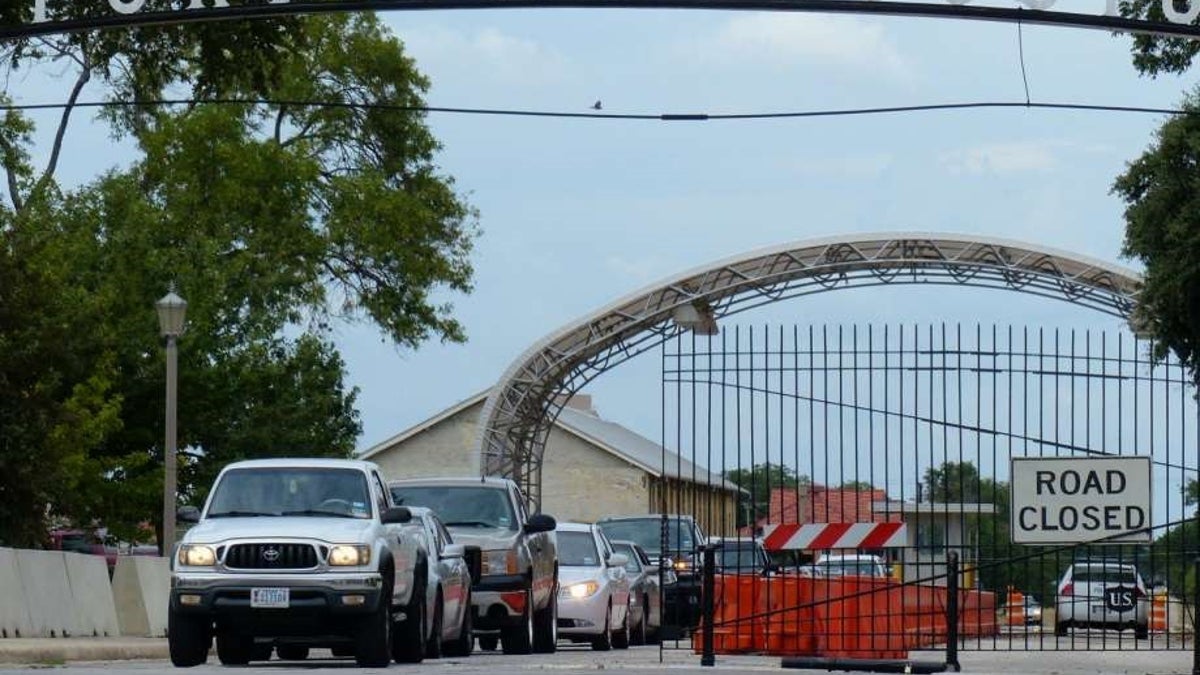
[0,638,167,664]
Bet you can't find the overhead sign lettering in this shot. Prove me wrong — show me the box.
[1010,456,1151,545]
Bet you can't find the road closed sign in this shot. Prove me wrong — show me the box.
[1010,456,1151,545]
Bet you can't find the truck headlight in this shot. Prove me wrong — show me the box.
[329,545,371,566]
[481,549,518,576]
[177,545,216,567]
[560,581,600,599]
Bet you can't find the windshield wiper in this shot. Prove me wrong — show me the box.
[281,509,360,519]
[443,520,493,528]
[207,510,278,518]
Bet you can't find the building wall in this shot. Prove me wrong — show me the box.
[540,427,648,522]
[650,478,739,538]
[371,405,481,482]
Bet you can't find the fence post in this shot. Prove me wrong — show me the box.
[701,544,716,667]
[1193,556,1199,675]
[946,551,961,673]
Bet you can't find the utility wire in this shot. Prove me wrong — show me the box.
[0,97,1192,121]
[1017,9,1032,106]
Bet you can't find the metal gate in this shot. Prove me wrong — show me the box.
[659,323,1198,655]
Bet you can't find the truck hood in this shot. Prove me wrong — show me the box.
[445,526,519,550]
[185,517,375,544]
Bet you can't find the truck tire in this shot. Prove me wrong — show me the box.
[532,591,558,654]
[392,578,426,663]
[444,591,474,658]
[356,581,394,667]
[167,609,210,667]
[216,634,253,665]
[478,635,498,651]
[501,588,534,655]
[1136,623,1149,640]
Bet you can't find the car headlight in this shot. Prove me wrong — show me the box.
[329,545,371,566]
[177,545,216,567]
[673,559,693,573]
[560,581,600,599]
[481,549,518,576]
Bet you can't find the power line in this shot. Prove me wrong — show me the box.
[0,97,1192,122]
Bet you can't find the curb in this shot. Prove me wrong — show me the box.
[0,639,168,664]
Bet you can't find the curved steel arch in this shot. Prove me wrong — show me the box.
[477,233,1142,510]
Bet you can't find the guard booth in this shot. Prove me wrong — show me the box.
[873,500,997,588]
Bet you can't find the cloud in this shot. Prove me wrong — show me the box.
[398,26,569,88]
[682,14,911,80]
[788,153,895,179]
[938,141,1058,175]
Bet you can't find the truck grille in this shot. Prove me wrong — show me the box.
[224,543,318,569]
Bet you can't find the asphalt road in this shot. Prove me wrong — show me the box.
[0,642,1195,675]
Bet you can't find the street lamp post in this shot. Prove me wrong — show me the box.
[156,289,187,557]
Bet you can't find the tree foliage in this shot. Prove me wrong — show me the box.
[1112,90,1200,379]
[724,463,810,526]
[0,13,477,546]
[1119,0,1200,77]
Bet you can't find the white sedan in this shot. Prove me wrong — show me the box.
[555,522,631,651]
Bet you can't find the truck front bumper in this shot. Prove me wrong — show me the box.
[472,573,530,630]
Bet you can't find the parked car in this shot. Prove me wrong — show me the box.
[708,536,775,575]
[813,553,890,579]
[609,540,666,645]
[1022,596,1044,627]
[596,514,707,632]
[400,507,475,658]
[168,458,426,668]
[389,477,558,655]
[556,522,631,651]
[1055,561,1149,639]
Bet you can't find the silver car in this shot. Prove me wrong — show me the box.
[1054,561,1149,639]
[400,507,474,658]
[609,540,666,645]
[556,522,631,651]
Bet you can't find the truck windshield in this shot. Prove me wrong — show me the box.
[598,518,695,558]
[715,542,764,572]
[207,468,372,519]
[390,486,517,531]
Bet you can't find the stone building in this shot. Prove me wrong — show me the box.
[359,391,740,535]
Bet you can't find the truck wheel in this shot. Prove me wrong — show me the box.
[1136,624,1149,640]
[426,590,444,659]
[478,635,498,651]
[532,590,558,654]
[216,634,253,665]
[276,645,309,661]
[444,592,474,657]
[591,603,613,652]
[167,609,210,667]
[501,588,534,655]
[1055,621,1069,637]
[356,582,394,667]
[392,579,426,663]
[612,602,630,650]
[251,643,273,661]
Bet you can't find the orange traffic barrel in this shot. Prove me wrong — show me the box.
[1150,589,1168,632]
[1004,587,1025,626]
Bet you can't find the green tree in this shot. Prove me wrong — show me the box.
[1112,90,1200,380]
[724,463,810,527]
[1118,1,1200,77]
[0,13,477,546]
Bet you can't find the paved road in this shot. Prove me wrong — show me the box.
[0,643,1194,675]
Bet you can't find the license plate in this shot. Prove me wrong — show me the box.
[251,588,289,608]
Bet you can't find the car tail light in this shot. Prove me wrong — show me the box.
[1061,583,1073,597]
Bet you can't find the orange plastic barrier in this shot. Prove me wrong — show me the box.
[1150,590,1168,632]
[1004,587,1026,626]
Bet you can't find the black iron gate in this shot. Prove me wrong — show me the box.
[659,323,1198,654]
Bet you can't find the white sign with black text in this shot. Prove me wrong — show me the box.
[1010,456,1151,545]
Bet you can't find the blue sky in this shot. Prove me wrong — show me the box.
[8,4,1196,460]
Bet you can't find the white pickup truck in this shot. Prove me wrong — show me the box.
[168,458,428,668]
[389,476,559,655]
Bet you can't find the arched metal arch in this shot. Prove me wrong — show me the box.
[477,233,1142,511]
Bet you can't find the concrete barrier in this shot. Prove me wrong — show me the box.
[0,548,34,639]
[63,552,120,637]
[14,550,78,637]
[111,556,169,638]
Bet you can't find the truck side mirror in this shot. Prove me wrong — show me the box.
[525,513,556,533]
[177,505,201,523]
[382,506,412,524]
